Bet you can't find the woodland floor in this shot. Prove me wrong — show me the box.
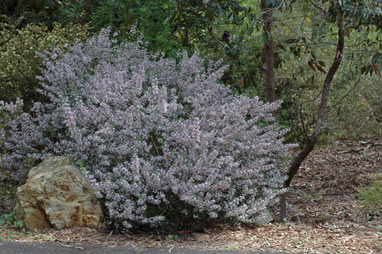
[1,139,382,253]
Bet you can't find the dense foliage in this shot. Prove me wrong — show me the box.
[0,18,90,109]
[2,1,381,143]
[0,0,65,28]
[0,29,293,230]
[357,178,382,219]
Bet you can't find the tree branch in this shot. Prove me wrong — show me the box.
[261,0,276,102]
[309,0,327,14]
[280,7,345,221]
[208,28,228,49]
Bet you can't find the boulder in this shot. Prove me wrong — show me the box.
[14,156,104,230]
[253,210,273,225]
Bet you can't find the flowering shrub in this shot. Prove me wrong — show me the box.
[0,28,293,230]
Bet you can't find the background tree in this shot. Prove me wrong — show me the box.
[260,0,275,102]
[260,0,382,220]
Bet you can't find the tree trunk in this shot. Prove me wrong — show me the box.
[261,0,276,102]
[280,8,345,221]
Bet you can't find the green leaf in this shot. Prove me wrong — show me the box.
[247,24,255,36]
[285,38,299,44]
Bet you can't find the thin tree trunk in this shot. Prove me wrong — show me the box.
[261,0,276,102]
[280,8,345,221]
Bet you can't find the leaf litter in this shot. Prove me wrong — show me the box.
[1,139,381,253]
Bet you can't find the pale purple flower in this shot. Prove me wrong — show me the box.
[0,28,295,230]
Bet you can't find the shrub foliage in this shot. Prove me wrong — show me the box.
[357,178,382,218]
[0,29,293,230]
[0,19,90,109]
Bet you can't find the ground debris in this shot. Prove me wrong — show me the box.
[1,139,382,253]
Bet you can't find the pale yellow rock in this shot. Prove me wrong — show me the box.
[14,157,104,230]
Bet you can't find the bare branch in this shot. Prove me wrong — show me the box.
[208,28,227,49]
[309,0,327,14]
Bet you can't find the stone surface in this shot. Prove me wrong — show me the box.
[14,156,104,230]
[253,210,273,225]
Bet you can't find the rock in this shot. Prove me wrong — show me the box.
[14,156,104,230]
[253,210,273,225]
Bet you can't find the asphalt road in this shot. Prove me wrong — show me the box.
[0,242,282,254]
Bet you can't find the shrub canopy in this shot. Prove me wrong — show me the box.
[0,29,293,230]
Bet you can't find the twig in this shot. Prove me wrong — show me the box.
[208,28,227,49]
[309,0,327,14]
[298,90,322,140]
[105,230,113,241]
[327,77,361,112]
